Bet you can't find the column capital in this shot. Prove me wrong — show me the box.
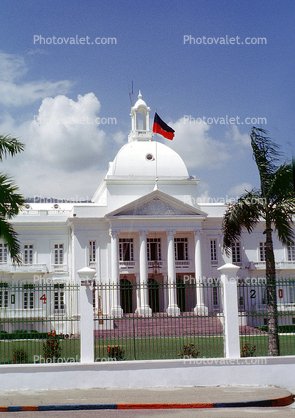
[109,229,120,238]
[139,230,149,236]
[166,230,176,237]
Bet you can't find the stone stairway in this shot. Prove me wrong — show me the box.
[94,312,224,338]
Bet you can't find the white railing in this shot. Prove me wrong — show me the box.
[276,261,295,269]
[10,264,48,273]
[277,303,295,312]
[148,261,165,268]
[0,308,46,319]
[52,264,68,273]
[249,261,295,270]
[175,260,191,269]
[19,210,71,216]
[119,261,138,269]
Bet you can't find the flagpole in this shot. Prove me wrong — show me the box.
[155,110,158,188]
[153,110,174,189]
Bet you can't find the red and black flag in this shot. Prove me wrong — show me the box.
[153,112,175,140]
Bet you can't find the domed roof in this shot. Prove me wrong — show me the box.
[107,140,189,178]
[132,91,147,110]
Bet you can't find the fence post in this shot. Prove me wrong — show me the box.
[77,267,96,363]
[218,263,240,358]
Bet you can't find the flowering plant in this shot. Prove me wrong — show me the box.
[107,345,125,361]
[241,342,256,357]
[43,330,61,362]
[178,343,199,358]
[13,348,28,364]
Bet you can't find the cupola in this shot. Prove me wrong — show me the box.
[128,91,153,142]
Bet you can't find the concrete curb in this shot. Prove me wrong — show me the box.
[0,393,292,411]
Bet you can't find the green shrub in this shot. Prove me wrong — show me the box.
[178,343,199,359]
[241,342,256,357]
[107,346,125,360]
[43,330,62,362]
[13,348,28,364]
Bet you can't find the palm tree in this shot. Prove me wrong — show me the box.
[0,135,25,264]
[222,127,295,356]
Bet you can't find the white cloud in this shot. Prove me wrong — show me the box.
[27,49,49,56]
[226,125,250,147]
[227,182,253,197]
[14,161,105,200]
[167,117,231,169]
[113,130,126,144]
[0,80,72,107]
[28,93,108,172]
[0,52,27,82]
[0,52,72,106]
[0,92,122,198]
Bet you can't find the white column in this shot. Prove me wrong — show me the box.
[137,230,152,317]
[109,229,123,318]
[218,263,240,358]
[77,267,96,363]
[166,230,180,316]
[194,230,208,316]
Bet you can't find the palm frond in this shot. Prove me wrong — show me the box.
[0,173,25,218]
[222,191,262,255]
[0,135,25,161]
[272,200,295,244]
[0,217,22,264]
[268,163,295,204]
[250,127,280,195]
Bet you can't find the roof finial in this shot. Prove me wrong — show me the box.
[138,90,142,99]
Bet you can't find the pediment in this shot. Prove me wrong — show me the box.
[119,198,195,216]
[106,190,207,218]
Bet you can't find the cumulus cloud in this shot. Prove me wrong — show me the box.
[28,93,107,172]
[227,182,253,197]
[226,124,250,147]
[0,91,120,198]
[0,53,28,82]
[167,117,231,169]
[14,161,106,201]
[113,130,126,145]
[0,52,72,106]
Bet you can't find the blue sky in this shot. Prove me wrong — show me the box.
[0,0,294,202]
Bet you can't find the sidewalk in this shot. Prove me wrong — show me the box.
[0,386,293,411]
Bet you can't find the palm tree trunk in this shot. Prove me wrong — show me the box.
[265,220,280,356]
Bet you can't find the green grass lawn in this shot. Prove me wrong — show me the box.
[94,336,224,361]
[1,334,295,364]
[0,339,80,364]
[240,334,295,357]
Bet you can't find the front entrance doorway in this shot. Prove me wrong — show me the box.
[148,278,160,313]
[120,277,133,314]
[176,276,186,312]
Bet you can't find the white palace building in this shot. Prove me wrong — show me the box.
[1,92,295,327]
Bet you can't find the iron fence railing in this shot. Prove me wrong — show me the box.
[0,283,80,364]
[3,277,295,363]
[238,277,295,356]
[94,280,224,361]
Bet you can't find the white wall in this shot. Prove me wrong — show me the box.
[1,357,295,391]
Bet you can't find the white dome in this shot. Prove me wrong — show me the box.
[107,141,189,178]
